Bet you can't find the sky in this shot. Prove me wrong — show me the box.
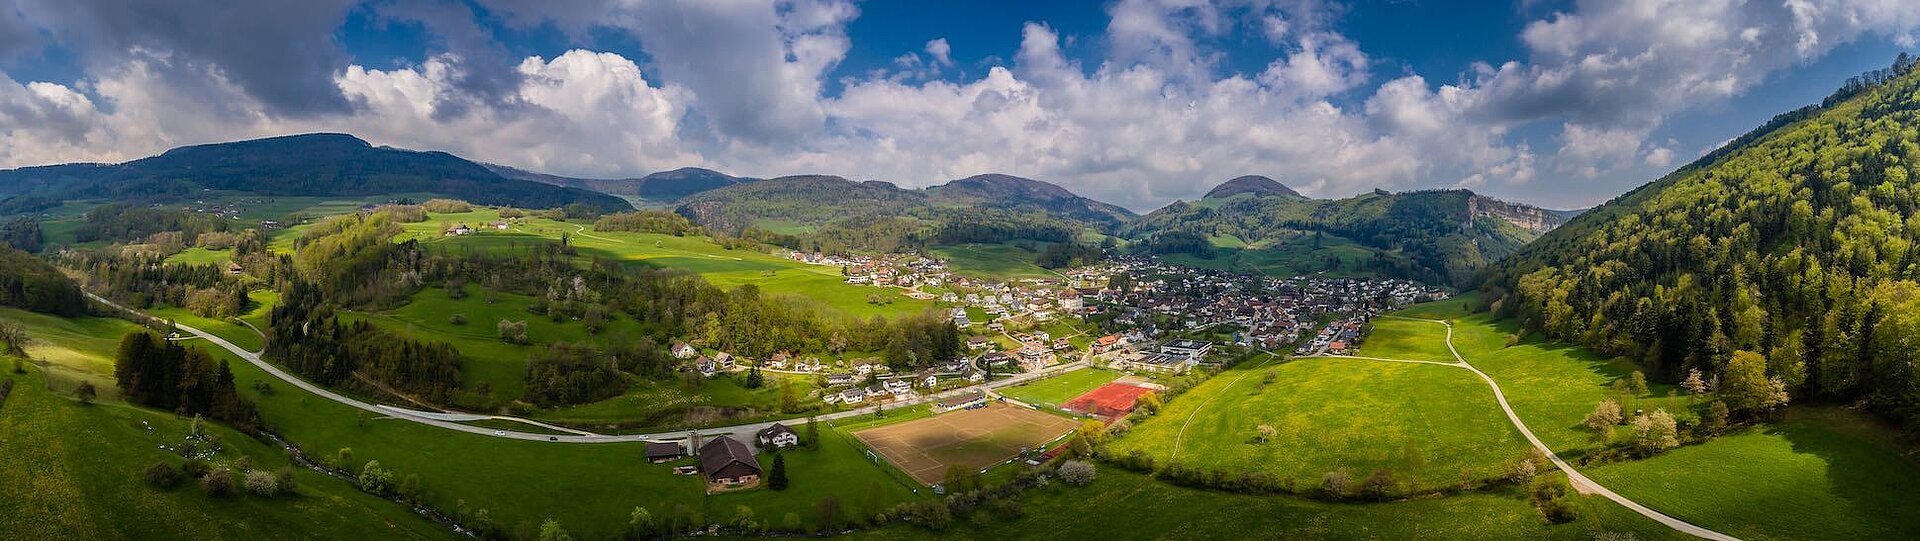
[2,1,1919,211]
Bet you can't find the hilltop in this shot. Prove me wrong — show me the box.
[0,133,631,213]
[1202,175,1302,200]
[486,164,755,202]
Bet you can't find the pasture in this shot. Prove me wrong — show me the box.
[1106,356,1531,493]
[854,402,1077,485]
[928,243,1058,280]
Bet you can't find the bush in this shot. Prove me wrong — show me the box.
[245,469,279,496]
[182,459,212,479]
[1320,468,1352,498]
[1057,460,1096,486]
[145,462,183,489]
[200,468,234,497]
[449,314,468,325]
[358,460,392,495]
[274,466,296,495]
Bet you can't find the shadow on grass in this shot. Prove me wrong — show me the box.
[1775,408,1920,535]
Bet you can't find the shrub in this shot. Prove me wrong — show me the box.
[358,460,392,495]
[1057,460,1096,486]
[182,459,212,479]
[145,462,183,489]
[200,468,234,497]
[1320,468,1352,498]
[245,469,279,496]
[273,466,296,495]
[1360,469,1396,500]
[1529,476,1579,524]
[449,314,468,325]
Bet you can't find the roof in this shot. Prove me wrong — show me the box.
[645,442,682,458]
[758,423,797,440]
[698,436,761,479]
[939,390,986,408]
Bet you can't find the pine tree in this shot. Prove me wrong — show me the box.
[768,453,789,490]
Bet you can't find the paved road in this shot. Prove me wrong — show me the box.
[92,291,1091,445]
[1314,317,1738,541]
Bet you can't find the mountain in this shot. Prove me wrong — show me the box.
[1488,57,1920,430]
[485,164,754,202]
[925,174,1137,228]
[1126,184,1570,286]
[1203,175,1302,199]
[0,134,631,212]
[674,173,1133,254]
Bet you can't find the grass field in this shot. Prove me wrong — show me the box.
[854,403,1077,485]
[531,373,822,432]
[929,243,1058,280]
[0,308,145,397]
[147,293,274,354]
[163,247,235,266]
[862,469,1684,540]
[1107,356,1531,492]
[1157,231,1403,279]
[1353,316,1456,362]
[1584,407,1920,540]
[996,368,1121,406]
[0,364,451,540]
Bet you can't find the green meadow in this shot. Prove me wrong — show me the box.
[0,351,449,540]
[1108,356,1530,492]
[1351,316,1457,362]
[997,368,1121,406]
[928,243,1059,280]
[864,469,1683,540]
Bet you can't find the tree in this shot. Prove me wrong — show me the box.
[1627,370,1649,395]
[1137,391,1164,414]
[538,519,572,541]
[768,453,789,490]
[0,319,30,356]
[1058,460,1096,486]
[805,416,820,450]
[626,506,656,539]
[358,460,392,495]
[1253,424,1278,443]
[1702,401,1730,436]
[1320,468,1353,498]
[1529,476,1579,524]
[245,470,279,496]
[1508,449,1545,484]
[731,505,757,531]
[1680,368,1708,395]
[813,495,845,532]
[1582,398,1623,442]
[1722,350,1774,415]
[1361,469,1397,500]
[744,365,765,389]
[73,381,96,405]
[145,462,183,489]
[201,468,234,497]
[1632,409,1679,454]
[498,320,530,344]
[1075,419,1108,445]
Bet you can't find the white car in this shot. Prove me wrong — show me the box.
[493,430,505,436]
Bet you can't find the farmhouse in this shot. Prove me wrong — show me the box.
[671,342,697,359]
[698,436,763,490]
[645,442,683,463]
[934,390,988,413]
[967,336,993,351]
[757,423,800,449]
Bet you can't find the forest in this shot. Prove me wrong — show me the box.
[114,331,259,429]
[1491,55,1920,432]
[0,245,86,316]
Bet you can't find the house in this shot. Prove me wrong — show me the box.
[1327,341,1349,355]
[841,388,867,404]
[825,373,857,386]
[491,221,511,231]
[922,374,939,388]
[715,352,736,369]
[967,336,993,351]
[1160,339,1213,359]
[696,357,717,378]
[671,342,697,359]
[756,423,800,449]
[885,379,912,395]
[226,261,244,275]
[446,223,473,236]
[699,436,763,490]
[934,390,988,413]
[1094,335,1120,353]
[1052,338,1072,351]
[645,442,684,463]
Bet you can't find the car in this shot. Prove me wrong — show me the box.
[549,436,558,441]
[493,430,505,436]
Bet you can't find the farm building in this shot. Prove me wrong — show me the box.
[698,436,763,491]
[934,390,988,413]
[645,442,683,463]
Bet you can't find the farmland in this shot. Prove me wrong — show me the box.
[853,402,1077,485]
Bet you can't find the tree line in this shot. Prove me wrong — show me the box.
[114,331,259,429]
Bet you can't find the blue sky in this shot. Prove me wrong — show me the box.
[2,0,1918,210]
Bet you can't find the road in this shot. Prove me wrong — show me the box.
[1313,316,1738,541]
[91,291,1090,445]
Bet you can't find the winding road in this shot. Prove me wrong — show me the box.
[90,291,1089,445]
[1312,316,1738,541]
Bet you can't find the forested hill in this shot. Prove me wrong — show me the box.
[672,173,1132,254]
[486,164,755,202]
[1203,175,1302,199]
[1488,55,1920,432]
[1124,184,1569,286]
[0,134,632,213]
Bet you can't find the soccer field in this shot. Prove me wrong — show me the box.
[853,402,1078,485]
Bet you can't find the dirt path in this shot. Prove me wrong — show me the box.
[1315,318,1739,541]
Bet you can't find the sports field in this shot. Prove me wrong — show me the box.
[853,402,1078,485]
[1061,382,1156,418]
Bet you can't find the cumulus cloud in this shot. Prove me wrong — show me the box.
[7,0,1920,209]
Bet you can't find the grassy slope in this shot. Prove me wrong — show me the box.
[929,243,1058,280]
[1108,357,1530,492]
[0,355,449,540]
[145,291,275,354]
[532,372,821,432]
[1353,317,1456,362]
[863,469,1683,540]
[0,308,144,397]
[1388,295,1920,540]
[996,368,1121,407]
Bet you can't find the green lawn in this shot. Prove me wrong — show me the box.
[1351,317,1455,362]
[1585,407,1920,540]
[1108,356,1531,492]
[147,293,274,354]
[163,247,234,266]
[0,364,450,540]
[996,368,1121,406]
[0,308,146,397]
[862,469,1684,540]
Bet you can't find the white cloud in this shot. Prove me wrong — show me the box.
[925,38,953,66]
